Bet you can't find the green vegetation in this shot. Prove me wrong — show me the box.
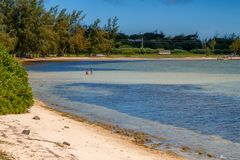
[0,0,239,58]
[108,53,223,59]
[0,0,118,57]
[117,32,240,55]
[230,39,240,55]
[0,46,33,114]
[111,48,158,55]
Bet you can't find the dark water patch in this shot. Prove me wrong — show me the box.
[25,60,134,72]
[26,60,240,74]
[53,83,240,143]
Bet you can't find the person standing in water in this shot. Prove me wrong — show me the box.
[86,69,89,75]
[90,68,93,75]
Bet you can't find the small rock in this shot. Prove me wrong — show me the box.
[63,142,70,146]
[207,153,214,158]
[22,130,30,135]
[64,126,69,129]
[181,146,191,152]
[17,140,23,143]
[33,116,40,120]
[2,133,8,138]
[197,150,204,155]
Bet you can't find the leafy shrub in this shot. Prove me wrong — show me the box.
[110,48,158,55]
[119,45,133,48]
[171,49,189,54]
[214,49,232,55]
[0,46,33,114]
[191,49,206,54]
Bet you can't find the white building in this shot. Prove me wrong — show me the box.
[95,54,106,57]
[158,50,171,55]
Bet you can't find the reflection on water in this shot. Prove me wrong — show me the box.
[27,60,240,160]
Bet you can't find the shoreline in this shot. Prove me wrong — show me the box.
[13,57,232,159]
[18,56,240,64]
[0,99,185,160]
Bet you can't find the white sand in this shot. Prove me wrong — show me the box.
[20,56,222,63]
[0,101,185,160]
[20,56,240,63]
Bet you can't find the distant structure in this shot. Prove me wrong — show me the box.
[158,50,171,55]
[95,54,106,57]
[128,35,144,49]
[141,36,144,49]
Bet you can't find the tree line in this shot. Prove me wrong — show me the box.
[0,0,240,57]
[0,0,119,57]
[117,32,240,55]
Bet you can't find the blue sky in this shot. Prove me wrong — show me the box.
[45,0,240,38]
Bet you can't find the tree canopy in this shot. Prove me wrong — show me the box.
[0,0,119,57]
[230,39,240,55]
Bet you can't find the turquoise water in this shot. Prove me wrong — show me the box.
[26,60,240,160]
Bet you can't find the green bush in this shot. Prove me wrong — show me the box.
[191,49,206,54]
[110,48,158,55]
[0,46,33,115]
[171,49,190,54]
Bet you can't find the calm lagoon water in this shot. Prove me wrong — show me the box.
[26,60,240,160]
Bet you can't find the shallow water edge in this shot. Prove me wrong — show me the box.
[34,99,187,159]
[35,97,225,160]
[26,60,240,160]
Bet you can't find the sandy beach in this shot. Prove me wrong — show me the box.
[0,100,185,160]
[19,56,225,63]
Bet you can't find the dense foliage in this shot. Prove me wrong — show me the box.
[117,32,240,55]
[0,0,239,56]
[0,0,119,57]
[0,46,33,114]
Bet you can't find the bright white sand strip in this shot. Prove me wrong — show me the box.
[29,71,240,84]
[0,101,184,160]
